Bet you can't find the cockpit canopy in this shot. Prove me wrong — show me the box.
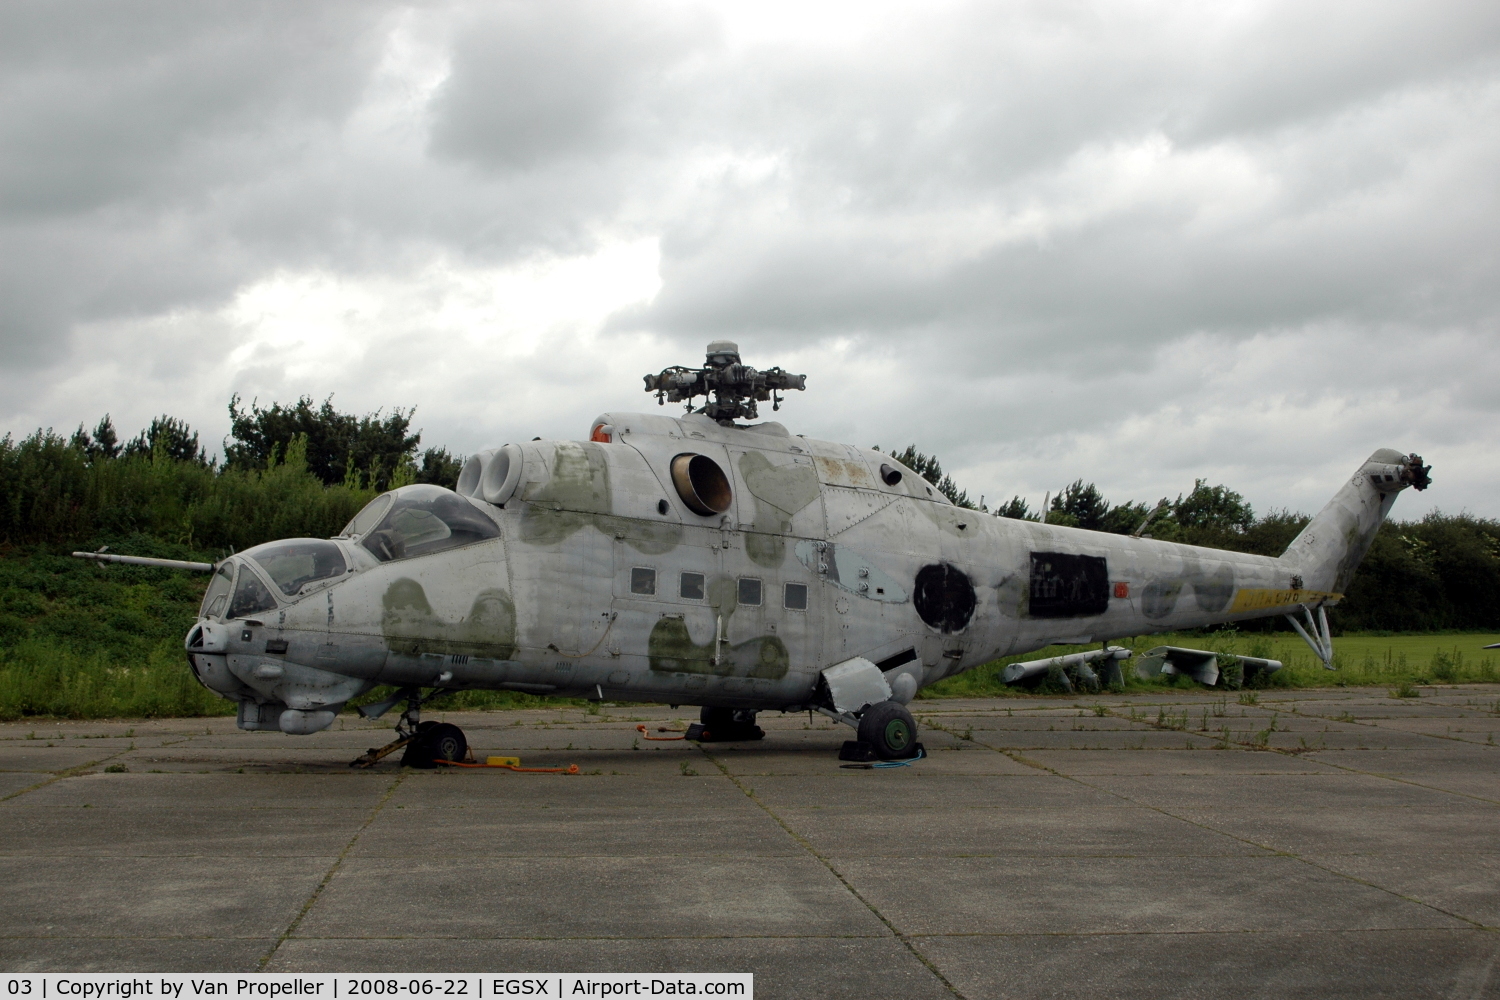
[198,486,501,621]
[242,539,348,596]
[199,539,349,620]
[341,484,500,563]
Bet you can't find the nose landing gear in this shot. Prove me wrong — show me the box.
[400,721,469,769]
[349,686,471,769]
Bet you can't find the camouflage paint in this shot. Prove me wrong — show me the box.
[738,451,820,567]
[381,578,517,658]
[707,574,739,621]
[519,441,612,546]
[645,617,790,679]
[519,440,682,554]
[1193,564,1236,612]
[1141,579,1185,620]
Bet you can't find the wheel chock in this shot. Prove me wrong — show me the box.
[839,741,927,766]
[839,740,879,762]
[349,734,414,769]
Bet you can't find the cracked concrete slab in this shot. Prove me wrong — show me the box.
[293,856,888,940]
[266,937,956,1000]
[831,856,1468,935]
[1,689,1497,998]
[915,929,1500,1000]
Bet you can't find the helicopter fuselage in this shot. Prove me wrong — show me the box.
[184,409,1414,735]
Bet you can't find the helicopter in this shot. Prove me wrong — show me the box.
[78,341,1430,765]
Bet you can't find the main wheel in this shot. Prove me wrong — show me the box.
[698,707,764,741]
[400,722,468,769]
[857,701,917,760]
[700,706,735,733]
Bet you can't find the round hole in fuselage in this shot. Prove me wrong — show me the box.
[670,453,732,516]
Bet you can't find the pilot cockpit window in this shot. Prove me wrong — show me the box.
[228,564,278,619]
[200,563,234,619]
[359,485,500,563]
[341,494,392,538]
[242,539,347,597]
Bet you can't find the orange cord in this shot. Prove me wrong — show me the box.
[636,724,689,741]
[437,759,580,773]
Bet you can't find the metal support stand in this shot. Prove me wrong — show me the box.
[1286,604,1335,670]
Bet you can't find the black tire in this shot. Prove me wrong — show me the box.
[698,706,763,741]
[401,722,467,769]
[857,701,917,760]
[700,706,734,731]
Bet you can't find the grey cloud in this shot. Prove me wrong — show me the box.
[429,1,716,171]
[0,1,393,217]
[1,0,1498,517]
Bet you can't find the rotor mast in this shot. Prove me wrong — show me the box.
[643,341,807,424]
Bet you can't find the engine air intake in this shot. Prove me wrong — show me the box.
[670,453,733,516]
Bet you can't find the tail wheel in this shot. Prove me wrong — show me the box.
[400,722,468,769]
[857,701,917,760]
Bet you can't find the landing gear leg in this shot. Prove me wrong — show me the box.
[349,687,468,769]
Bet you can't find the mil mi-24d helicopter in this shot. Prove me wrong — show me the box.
[77,342,1430,766]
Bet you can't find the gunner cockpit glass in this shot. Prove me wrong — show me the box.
[227,563,278,619]
[242,539,348,597]
[359,485,501,563]
[200,563,234,619]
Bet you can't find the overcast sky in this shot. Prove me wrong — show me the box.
[3,0,1497,520]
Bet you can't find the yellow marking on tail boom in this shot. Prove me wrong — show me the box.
[1230,588,1342,613]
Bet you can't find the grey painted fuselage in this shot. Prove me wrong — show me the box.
[187,410,1419,733]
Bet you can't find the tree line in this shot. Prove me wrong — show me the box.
[68,396,465,492]
[0,405,1494,632]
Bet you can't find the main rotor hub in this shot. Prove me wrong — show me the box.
[643,341,807,423]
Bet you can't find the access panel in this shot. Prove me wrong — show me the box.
[1028,551,1109,619]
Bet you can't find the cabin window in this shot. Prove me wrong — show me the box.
[359,485,500,563]
[200,563,234,618]
[783,582,808,610]
[679,572,705,600]
[243,539,347,596]
[738,578,762,606]
[631,567,657,595]
[228,565,278,619]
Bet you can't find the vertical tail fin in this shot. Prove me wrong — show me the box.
[1282,449,1430,595]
